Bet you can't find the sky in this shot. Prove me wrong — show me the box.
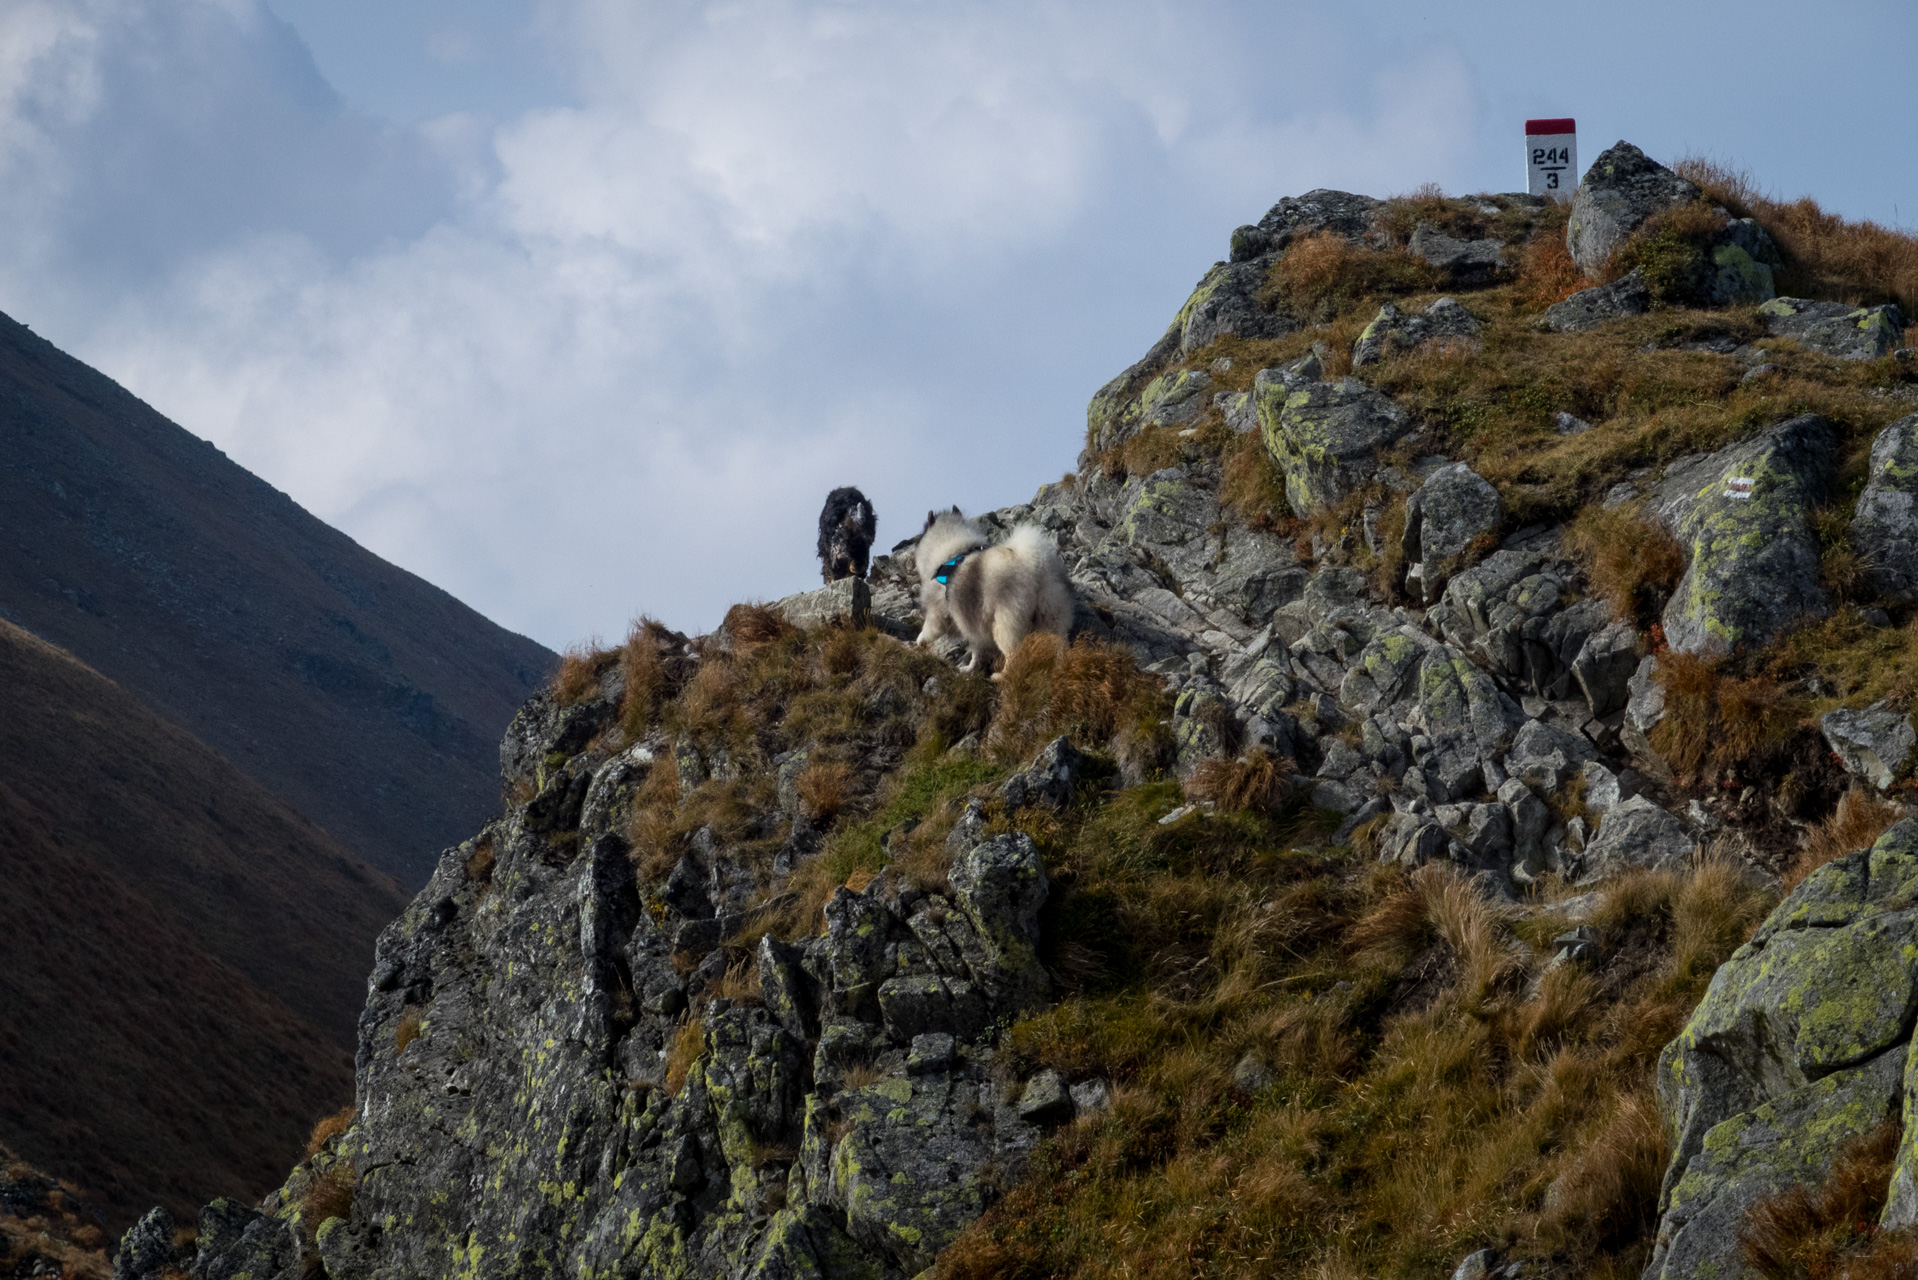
[1,0,1914,649]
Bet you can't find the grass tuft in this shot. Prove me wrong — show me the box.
[664,1021,706,1095]
[1261,232,1442,324]
[299,1161,355,1230]
[1742,1118,1907,1279]
[1785,787,1905,891]
[393,1007,423,1055]
[1185,748,1297,814]
[303,1104,355,1158]
[1563,503,1686,627]
[1649,652,1799,783]
[551,642,610,707]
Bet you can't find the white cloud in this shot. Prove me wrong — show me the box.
[0,0,1486,646]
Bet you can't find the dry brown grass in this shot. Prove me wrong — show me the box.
[664,1021,706,1095]
[303,1104,355,1157]
[988,634,1172,774]
[796,760,853,823]
[393,1007,423,1055]
[939,816,1771,1280]
[463,837,495,885]
[1261,232,1441,324]
[1678,155,1918,315]
[551,642,609,707]
[821,627,865,675]
[1530,1091,1669,1261]
[1219,429,1292,531]
[1785,786,1905,891]
[1515,231,1586,310]
[714,957,762,1004]
[839,1060,887,1091]
[298,1160,355,1229]
[723,602,799,647]
[1185,748,1296,814]
[619,617,682,741]
[1742,1119,1906,1279]
[1650,652,1800,783]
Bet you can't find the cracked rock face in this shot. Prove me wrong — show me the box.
[117,671,1060,1280]
[1649,821,1918,1278]
[1399,462,1500,606]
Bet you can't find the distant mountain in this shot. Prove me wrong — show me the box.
[0,309,555,883]
[0,619,411,1231]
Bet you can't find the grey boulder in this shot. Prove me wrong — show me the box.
[1351,297,1482,370]
[1579,795,1693,882]
[1542,269,1651,332]
[1256,376,1414,517]
[1399,462,1501,605]
[1820,706,1916,790]
[1649,822,1918,1276]
[1229,189,1381,262]
[773,577,872,629]
[1408,224,1505,286]
[1759,297,1905,362]
[1176,261,1296,356]
[1647,414,1834,655]
[1852,414,1918,602]
[1001,736,1084,812]
[1566,141,1701,275]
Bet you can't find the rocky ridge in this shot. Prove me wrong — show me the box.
[112,141,1918,1280]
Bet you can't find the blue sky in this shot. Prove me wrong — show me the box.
[1,0,1913,647]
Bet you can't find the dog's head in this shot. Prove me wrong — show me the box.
[822,505,874,580]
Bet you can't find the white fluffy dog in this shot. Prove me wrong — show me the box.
[913,507,1073,678]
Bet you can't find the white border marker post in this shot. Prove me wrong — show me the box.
[1526,118,1576,201]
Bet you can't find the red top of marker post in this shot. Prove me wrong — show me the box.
[1525,118,1576,136]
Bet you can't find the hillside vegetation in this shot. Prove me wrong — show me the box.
[0,309,555,883]
[109,148,1918,1280]
[0,619,409,1231]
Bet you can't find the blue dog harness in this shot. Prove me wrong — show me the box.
[934,549,974,590]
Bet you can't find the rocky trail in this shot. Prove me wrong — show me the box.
[103,142,1918,1280]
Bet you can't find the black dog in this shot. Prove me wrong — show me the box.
[817,487,877,584]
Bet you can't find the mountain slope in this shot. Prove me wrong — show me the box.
[108,148,1918,1280]
[0,619,410,1231]
[0,310,554,882]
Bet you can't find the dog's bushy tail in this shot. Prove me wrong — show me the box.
[1005,524,1074,636]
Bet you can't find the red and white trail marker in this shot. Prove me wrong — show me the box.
[1526,118,1577,201]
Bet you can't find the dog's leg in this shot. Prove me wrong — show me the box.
[990,614,1027,668]
[915,607,951,646]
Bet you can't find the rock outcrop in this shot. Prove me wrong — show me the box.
[1399,462,1501,605]
[1760,297,1905,362]
[114,152,1905,1280]
[1822,707,1916,791]
[1646,414,1834,655]
[1649,821,1918,1278]
[1408,225,1505,286]
[1567,142,1704,275]
[1565,142,1778,305]
[1351,297,1481,369]
[117,664,1067,1280]
[1853,414,1918,602]
[1257,377,1413,517]
[1542,269,1651,332]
